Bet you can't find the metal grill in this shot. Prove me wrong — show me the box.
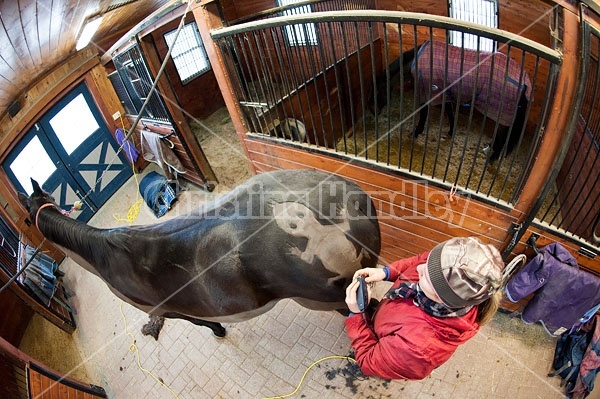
[107,71,137,116]
[213,8,560,207]
[112,44,171,123]
[0,217,19,276]
[533,22,600,250]
[164,22,211,84]
[448,0,498,52]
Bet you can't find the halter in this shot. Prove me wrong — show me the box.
[35,203,59,229]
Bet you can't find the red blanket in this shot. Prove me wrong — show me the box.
[412,40,532,127]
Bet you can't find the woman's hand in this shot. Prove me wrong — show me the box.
[345,277,372,314]
[353,267,387,284]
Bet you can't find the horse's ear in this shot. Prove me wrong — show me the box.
[30,179,42,194]
[17,192,30,210]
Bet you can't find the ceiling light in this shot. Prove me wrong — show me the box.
[76,15,104,51]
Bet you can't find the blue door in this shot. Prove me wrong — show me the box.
[4,83,133,222]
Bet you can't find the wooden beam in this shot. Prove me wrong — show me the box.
[192,1,257,175]
[138,32,218,188]
[509,7,581,234]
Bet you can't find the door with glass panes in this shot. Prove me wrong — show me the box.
[4,82,132,222]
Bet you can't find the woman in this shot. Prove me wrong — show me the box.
[345,237,505,380]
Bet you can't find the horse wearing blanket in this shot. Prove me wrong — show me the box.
[19,170,381,338]
[373,40,532,162]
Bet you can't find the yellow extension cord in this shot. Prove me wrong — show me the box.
[112,119,355,399]
[113,129,143,224]
[262,355,357,399]
[120,301,180,398]
[119,302,355,399]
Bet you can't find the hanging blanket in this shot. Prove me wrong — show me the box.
[139,171,179,218]
[115,128,139,164]
[412,40,532,126]
[506,242,600,336]
[551,315,600,399]
[140,130,186,180]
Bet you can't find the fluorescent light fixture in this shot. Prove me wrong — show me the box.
[76,15,104,51]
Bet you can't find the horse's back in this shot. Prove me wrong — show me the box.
[228,169,381,294]
[152,169,381,316]
[414,40,531,126]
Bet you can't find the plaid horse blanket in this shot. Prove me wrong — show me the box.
[412,40,532,127]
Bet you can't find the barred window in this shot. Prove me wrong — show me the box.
[449,0,498,52]
[277,0,318,46]
[164,22,211,84]
[112,44,170,122]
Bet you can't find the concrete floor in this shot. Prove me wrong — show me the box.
[20,108,585,398]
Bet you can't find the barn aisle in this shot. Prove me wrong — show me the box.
[27,108,568,398]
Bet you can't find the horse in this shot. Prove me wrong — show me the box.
[371,40,532,162]
[18,169,381,339]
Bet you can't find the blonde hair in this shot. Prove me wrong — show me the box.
[475,291,502,326]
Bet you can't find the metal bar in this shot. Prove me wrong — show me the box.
[485,43,516,197]
[340,22,354,154]
[408,26,418,172]
[354,21,365,157]
[326,20,345,150]
[455,35,482,189]
[315,21,335,147]
[211,10,561,64]
[499,48,531,199]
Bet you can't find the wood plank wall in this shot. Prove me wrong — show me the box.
[243,138,516,263]
[28,367,106,399]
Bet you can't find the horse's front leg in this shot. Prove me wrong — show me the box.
[413,104,429,137]
[160,312,227,338]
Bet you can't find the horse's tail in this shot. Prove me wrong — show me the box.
[369,43,424,115]
[507,86,529,154]
[490,86,529,162]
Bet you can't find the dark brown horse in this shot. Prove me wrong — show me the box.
[18,169,381,338]
[371,40,532,162]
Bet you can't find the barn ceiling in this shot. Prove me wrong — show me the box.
[0,0,170,120]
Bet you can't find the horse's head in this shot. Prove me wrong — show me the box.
[17,179,58,223]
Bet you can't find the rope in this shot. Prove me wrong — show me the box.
[77,0,192,206]
[262,355,357,399]
[119,301,180,398]
[501,253,527,289]
[113,162,144,224]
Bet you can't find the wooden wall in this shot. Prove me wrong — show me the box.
[0,288,33,346]
[149,14,225,119]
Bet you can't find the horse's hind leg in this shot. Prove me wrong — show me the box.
[141,315,165,340]
[413,105,429,137]
[444,103,455,137]
[162,312,226,338]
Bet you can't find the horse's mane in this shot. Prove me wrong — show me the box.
[40,209,130,263]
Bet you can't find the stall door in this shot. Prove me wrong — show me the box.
[4,83,132,222]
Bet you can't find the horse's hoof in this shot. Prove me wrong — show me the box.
[141,316,165,341]
[212,326,227,339]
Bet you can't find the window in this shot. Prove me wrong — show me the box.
[449,0,498,52]
[277,0,318,46]
[164,22,211,84]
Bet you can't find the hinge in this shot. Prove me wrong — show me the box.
[579,247,597,259]
[502,222,522,260]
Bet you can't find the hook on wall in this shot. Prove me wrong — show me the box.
[527,233,540,255]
